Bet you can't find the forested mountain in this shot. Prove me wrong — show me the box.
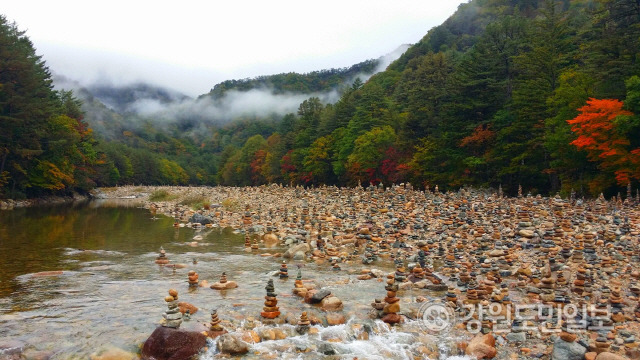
[0,16,97,198]
[207,0,640,196]
[204,59,380,100]
[2,0,639,199]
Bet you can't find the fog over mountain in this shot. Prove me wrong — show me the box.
[52,45,410,131]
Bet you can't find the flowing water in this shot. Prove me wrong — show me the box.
[0,201,470,359]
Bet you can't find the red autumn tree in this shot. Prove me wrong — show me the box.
[567,98,639,185]
[459,124,496,152]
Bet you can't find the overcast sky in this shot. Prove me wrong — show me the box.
[4,0,466,96]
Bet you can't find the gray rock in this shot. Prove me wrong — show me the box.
[426,284,448,291]
[310,289,332,303]
[526,286,541,294]
[506,332,527,343]
[318,342,337,355]
[552,337,586,360]
[188,213,212,225]
[293,251,306,260]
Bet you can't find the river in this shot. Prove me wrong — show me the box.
[0,200,467,359]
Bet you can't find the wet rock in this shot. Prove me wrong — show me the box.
[240,330,261,344]
[188,213,212,225]
[31,271,64,277]
[318,342,337,355]
[466,333,497,359]
[273,328,287,340]
[321,295,344,311]
[90,347,137,360]
[177,302,198,315]
[283,243,310,259]
[310,289,332,303]
[551,336,587,360]
[0,339,25,355]
[217,333,249,355]
[326,313,346,325]
[141,326,207,360]
[22,350,54,360]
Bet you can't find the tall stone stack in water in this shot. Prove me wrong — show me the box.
[381,279,402,325]
[207,309,227,338]
[261,279,280,320]
[155,247,170,265]
[187,270,199,287]
[279,261,289,279]
[162,289,182,328]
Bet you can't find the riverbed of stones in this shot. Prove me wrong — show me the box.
[94,184,640,360]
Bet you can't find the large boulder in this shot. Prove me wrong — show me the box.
[283,243,310,259]
[216,333,250,355]
[141,326,207,360]
[321,295,344,311]
[188,213,212,225]
[466,332,497,359]
[551,336,587,360]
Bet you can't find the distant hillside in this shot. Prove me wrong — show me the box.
[202,45,410,100]
[85,82,190,114]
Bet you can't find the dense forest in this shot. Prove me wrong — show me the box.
[1,0,639,199]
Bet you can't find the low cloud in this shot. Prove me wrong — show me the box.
[129,87,342,123]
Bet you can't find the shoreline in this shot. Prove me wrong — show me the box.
[0,193,89,210]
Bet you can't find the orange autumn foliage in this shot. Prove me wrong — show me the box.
[567,98,639,185]
[460,125,496,148]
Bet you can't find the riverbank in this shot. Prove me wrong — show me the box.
[0,192,89,210]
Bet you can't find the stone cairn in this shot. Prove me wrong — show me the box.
[210,272,238,290]
[207,309,227,338]
[244,235,251,249]
[251,237,259,251]
[293,269,307,297]
[295,311,311,335]
[261,279,280,320]
[381,279,402,325]
[162,289,182,328]
[187,270,199,287]
[279,261,289,279]
[331,260,341,271]
[155,247,170,265]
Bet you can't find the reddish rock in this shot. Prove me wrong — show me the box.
[595,352,630,360]
[304,289,318,304]
[560,331,577,343]
[466,333,497,359]
[178,302,198,315]
[586,352,598,360]
[626,349,640,360]
[141,326,207,360]
[260,311,281,319]
[381,313,403,324]
[240,330,261,344]
[31,271,63,277]
[326,313,346,326]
